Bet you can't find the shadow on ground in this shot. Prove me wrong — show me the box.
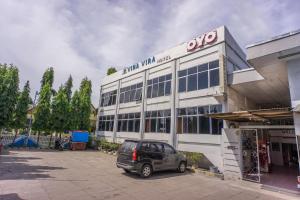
[122,169,192,180]
[0,151,65,181]
[0,193,25,200]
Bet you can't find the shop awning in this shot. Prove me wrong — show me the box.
[207,107,293,122]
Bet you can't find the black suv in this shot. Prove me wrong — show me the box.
[116,139,187,178]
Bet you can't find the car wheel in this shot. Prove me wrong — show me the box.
[178,162,186,173]
[141,164,152,178]
[123,169,130,173]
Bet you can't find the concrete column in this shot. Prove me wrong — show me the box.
[287,58,300,137]
[287,58,300,174]
[112,80,121,143]
[95,86,103,137]
[170,59,178,148]
[140,70,148,140]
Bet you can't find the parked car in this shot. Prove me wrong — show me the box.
[116,139,187,178]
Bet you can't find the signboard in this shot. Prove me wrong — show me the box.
[187,31,218,52]
[121,28,220,75]
[123,55,172,74]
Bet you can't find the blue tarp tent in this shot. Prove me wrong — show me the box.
[10,136,39,148]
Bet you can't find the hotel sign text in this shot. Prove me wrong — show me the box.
[187,31,218,52]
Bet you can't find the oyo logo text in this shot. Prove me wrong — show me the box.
[187,31,217,52]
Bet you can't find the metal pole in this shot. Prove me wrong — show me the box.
[295,135,300,174]
[255,129,261,183]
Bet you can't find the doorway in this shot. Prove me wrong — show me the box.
[241,128,299,191]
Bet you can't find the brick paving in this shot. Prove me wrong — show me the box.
[0,150,296,200]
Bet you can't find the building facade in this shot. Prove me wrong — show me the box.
[96,26,300,189]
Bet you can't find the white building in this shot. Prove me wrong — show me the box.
[96,26,300,191]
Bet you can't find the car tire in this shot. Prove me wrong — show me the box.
[178,161,186,173]
[140,164,152,178]
[123,169,130,173]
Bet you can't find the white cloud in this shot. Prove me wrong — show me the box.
[0,0,299,105]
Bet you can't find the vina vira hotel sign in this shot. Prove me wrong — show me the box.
[122,30,217,74]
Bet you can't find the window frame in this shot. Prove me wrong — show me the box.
[178,60,220,93]
[176,104,223,135]
[146,74,172,99]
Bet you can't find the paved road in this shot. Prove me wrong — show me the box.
[0,150,294,200]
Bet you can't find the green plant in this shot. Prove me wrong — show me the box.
[181,151,204,168]
[97,139,121,152]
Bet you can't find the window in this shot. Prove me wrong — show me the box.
[272,143,280,151]
[117,112,140,132]
[177,104,223,135]
[179,77,186,92]
[150,143,162,153]
[100,90,117,107]
[98,115,114,131]
[141,142,151,151]
[119,83,143,104]
[145,109,171,133]
[188,74,197,91]
[163,144,175,154]
[178,60,220,93]
[198,71,208,89]
[210,69,219,87]
[147,74,172,98]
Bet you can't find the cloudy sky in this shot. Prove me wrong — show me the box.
[0,0,299,105]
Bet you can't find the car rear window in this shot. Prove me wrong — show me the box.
[119,141,137,153]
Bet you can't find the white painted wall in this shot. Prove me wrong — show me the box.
[221,128,242,180]
[288,58,300,136]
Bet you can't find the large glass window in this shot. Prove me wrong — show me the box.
[117,112,140,132]
[145,109,171,133]
[147,74,172,99]
[98,115,114,131]
[100,90,117,107]
[119,83,143,104]
[177,104,223,135]
[178,60,220,93]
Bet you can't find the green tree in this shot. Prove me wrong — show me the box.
[33,67,54,134]
[78,78,92,130]
[50,86,69,136]
[107,67,117,75]
[0,64,19,131]
[41,67,54,88]
[32,83,52,134]
[69,90,81,130]
[62,75,73,131]
[64,75,73,103]
[12,81,31,134]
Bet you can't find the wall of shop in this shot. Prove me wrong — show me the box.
[287,58,300,136]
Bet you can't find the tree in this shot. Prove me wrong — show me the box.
[33,67,54,134]
[50,86,69,136]
[41,67,54,88]
[78,78,92,130]
[0,64,19,130]
[69,90,81,130]
[32,83,52,133]
[64,75,73,103]
[12,81,31,133]
[107,67,117,75]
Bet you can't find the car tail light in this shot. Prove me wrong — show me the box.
[132,148,137,161]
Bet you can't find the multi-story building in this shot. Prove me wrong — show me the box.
[96,26,300,191]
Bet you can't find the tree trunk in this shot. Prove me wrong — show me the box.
[12,129,18,144]
[37,131,40,146]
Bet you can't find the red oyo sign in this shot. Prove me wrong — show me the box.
[187,31,218,52]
